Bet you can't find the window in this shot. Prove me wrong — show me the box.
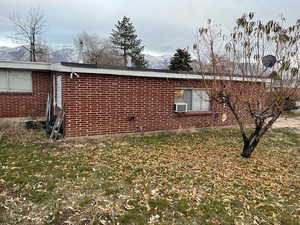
[175,88,210,111]
[0,70,32,92]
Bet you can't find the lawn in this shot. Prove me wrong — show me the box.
[0,124,299,225]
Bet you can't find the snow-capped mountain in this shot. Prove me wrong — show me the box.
[48,48,76,63]
[0,46,28,61]
[0,46,171,69]
[0,46,76,63]
[145,54,171,69]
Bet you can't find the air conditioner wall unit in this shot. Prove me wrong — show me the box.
[174,103,188,112]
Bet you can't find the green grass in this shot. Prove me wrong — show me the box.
[0,128,299,225]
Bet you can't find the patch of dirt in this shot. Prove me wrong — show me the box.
[272,116,300,128]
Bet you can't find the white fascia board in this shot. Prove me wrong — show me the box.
[0,61,270,83]
[0,60,50,71]
[50,63,270,83]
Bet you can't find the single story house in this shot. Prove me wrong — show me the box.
[0,60,267,138]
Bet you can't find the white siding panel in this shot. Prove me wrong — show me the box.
[56,75,62,108]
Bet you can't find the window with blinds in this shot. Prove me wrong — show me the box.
[0,70,32,92]
[174,88,210,111]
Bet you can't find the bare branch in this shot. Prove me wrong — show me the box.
[194,14,300,158]
[9,7,46,62]
[74,32,123,66]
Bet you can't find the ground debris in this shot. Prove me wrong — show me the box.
[0,127,299,224]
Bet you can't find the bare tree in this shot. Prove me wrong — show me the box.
[9,7,47,62]
[194,13,300,158]
[74,32,122,66]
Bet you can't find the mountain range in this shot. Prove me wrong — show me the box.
[0,46,171,69]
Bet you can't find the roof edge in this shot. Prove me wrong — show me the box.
[0,60,270,82]
[0,60,50,71]
[52,63,270,82]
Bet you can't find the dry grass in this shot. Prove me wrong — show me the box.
[0,127,299,225]
[0,120,47,145]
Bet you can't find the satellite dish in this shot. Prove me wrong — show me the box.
[262,55,277,68]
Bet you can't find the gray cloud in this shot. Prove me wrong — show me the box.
[0,0,299,54]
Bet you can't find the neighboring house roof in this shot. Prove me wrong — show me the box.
[0,60,270,82]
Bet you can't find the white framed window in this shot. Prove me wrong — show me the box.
[175,88,211,111]
[0,69,32,92]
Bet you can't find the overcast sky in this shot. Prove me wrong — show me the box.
[0,0,299,55]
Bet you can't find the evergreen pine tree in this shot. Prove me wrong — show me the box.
[169,49,193,71]
[131,47,148,68]
[111,16,147,68]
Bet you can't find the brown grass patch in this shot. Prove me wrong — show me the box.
[0,120,47,144]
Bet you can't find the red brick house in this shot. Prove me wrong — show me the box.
[0,61,52,119]
[0,60,267,137]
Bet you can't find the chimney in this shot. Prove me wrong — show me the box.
[78,39,84,63]
[126,55,132,67]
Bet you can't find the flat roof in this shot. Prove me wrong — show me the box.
[0,60,50,71]
[0,60,270,82]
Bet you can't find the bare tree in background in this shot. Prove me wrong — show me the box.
[194,13,300,158]
[9,7,47,62]
[74,32,122,66]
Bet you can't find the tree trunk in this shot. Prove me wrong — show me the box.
[32,45,36,62]
[123,49,128,66]
[30,49,33,62]
[241,142,253,158]
[123,55,127,66]
[241,135,261,158]
[30,43,36,62]
[241,113,281,158]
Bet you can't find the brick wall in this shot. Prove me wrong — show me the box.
[63,73,265,137]
[0,71,52,118]
[295,88,300,99]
